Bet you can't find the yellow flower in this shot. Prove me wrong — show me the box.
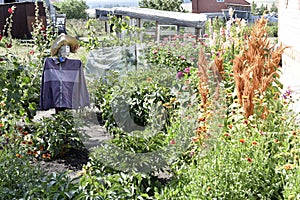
[170,97,177,103]
[163,102,172,109]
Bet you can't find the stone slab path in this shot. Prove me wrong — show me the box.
[34,108,112,151]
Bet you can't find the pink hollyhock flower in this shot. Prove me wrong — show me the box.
[8,7,13,14]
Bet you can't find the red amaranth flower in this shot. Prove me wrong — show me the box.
[0,34,2,41]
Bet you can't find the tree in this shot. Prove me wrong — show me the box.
[139,0,186,12]
[54,0,89,19]
[257,3,267,15]
[270,2,278,14]
[251,1,258,15]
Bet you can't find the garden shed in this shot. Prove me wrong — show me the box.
[278,0,300,112]
[0,1,46,39]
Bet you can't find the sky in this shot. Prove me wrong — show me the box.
[86,0,139,8]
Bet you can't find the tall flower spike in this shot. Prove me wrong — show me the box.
[232,17,287,118]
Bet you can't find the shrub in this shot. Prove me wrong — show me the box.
[32,111,85,159]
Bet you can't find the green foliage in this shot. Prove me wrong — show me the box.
[258,3,268,15]
[251,1,258,15]
[67,18,104,38]
[0,2,299,198]
[270,2,278,14]
[33,111,85,159]
[27,172,80,199]
[0,149,43,198]
[78,165,160,199]
[158,91,300,199]
[0,147,80,199]
[139,0,186,12]
[54,0,89,19]
[267,22,278,37]
[144,34,200,72]
[93,65,179,135]
[0,60,39,121]
[83,16,144,51]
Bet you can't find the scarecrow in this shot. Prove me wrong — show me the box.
[39,34,90,113]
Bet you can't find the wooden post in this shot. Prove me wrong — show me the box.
[137,18,141,28]
[155,21,159,42]
[137,18,143,41]
[116,15,122,39]
[195,28,200,41]
[177,25,180,35]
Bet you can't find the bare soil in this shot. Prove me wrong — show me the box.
[38,148,90,177]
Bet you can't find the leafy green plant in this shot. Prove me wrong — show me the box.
[33,111,85,159]
[78,156,164,199]
[267,22,278,37]
[144,34,200,72]
[0,148,44,198]
[95,65,178,135]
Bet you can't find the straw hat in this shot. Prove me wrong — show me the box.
[50,34,79,57]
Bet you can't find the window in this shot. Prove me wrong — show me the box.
[217,0,224,2]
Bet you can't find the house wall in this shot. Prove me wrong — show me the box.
[192,0,250,13]
[278,0,300,112]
